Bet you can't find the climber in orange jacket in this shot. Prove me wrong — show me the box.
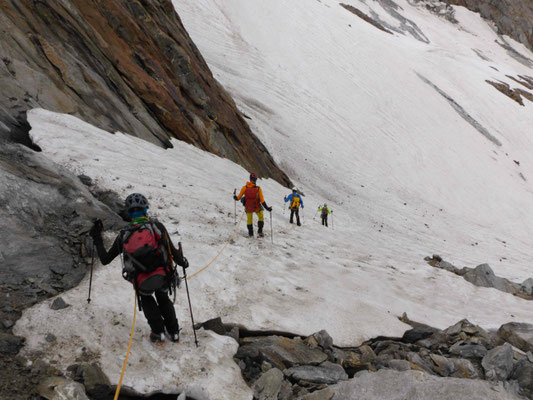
[234,173,272,237]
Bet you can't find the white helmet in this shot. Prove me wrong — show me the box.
[292,187,297,192]
[324,203,327,207]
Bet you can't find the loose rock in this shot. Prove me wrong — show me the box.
[0,332,24,355]
[252,368,284,400]
[510,359,533,397]
[498,322,533,353]
[329,369,521,400]
[482,343,514,381]
[50,297,70,311]
[285,361,348,384]
[38,377,89,400]
[238,336,328,370]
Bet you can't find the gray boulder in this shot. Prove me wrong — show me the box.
[449,342,488,359]
[499,322,533,353]
[252,368,284,400]
[387,359,412,372]
[311,330,334,350]
[50,297,70,311]
[238,336,328,370]
[520,278,533,296]
[285,361,348,384]
[482,343,514,381]
[298,387,335,400]
[427,354,478,378]
[329,369,521,400]
[510,359,533,397]
[68,363,111,399]
[402,326,439,343]
[430,354,456,377]
[38,377,89,400]
[406,352,434,374]
[450,358,478,379]
[463,264,518,293]
[0,332,24,354]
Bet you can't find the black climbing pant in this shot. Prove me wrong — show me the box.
[140,290,179,335]
[290,209,301,226]
[322,215,328,227]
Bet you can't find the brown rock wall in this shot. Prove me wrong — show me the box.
[0,0,290,186]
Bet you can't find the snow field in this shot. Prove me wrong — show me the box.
[173,0,533,279]
[16,105,533,398]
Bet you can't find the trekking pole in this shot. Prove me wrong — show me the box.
[332,212,334,230]
[180,242,199,348]
[87,219,103,304]
[313,208,318,220]
[270,211,273,244]
[233,189,237,225]
[87,243,95,304]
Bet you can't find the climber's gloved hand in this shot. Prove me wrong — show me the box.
[89,219,103,243]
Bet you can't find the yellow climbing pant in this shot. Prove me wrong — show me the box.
[247,210,264,224]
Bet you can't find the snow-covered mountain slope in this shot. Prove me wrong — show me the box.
[14,0,533,398]
[173,0,533,280]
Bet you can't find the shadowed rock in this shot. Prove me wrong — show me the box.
[284,361,348,384]
[498,323,533,353]
[252,368,284,400]
[329,369,521,400]
[237,336,328,370]
[482,343,514,381]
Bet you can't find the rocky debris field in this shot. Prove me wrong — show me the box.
[201,315,533,400]
[426,255,533,300]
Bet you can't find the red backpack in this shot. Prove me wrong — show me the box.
[122,222,168,273]
[244,185,260,212]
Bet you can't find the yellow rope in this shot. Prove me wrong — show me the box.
[113,291,137,400]
[187,210,245,280]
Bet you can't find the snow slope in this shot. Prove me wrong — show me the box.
[14,0,533,398]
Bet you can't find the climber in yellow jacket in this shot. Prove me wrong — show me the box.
[234,173,272,237]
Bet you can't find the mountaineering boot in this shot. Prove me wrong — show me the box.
[169,330,180,343]
[258,221,264,238]
[247,224,254,237]
[150,331,166,344]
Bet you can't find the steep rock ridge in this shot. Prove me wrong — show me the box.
[446,0,533,53]
[0,0,290,185]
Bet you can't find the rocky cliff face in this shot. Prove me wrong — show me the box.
[446,0,533,53]
[0,0,290,185]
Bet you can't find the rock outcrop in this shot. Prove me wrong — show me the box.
[425,255,533,300]
[446,0,533,53]
[0,0,290,185]
[217,316,533,399]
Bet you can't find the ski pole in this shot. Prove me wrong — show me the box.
[233,189,237,225]
[87,243,95,304]
[180,242,199,348]
[270,210,273,244]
